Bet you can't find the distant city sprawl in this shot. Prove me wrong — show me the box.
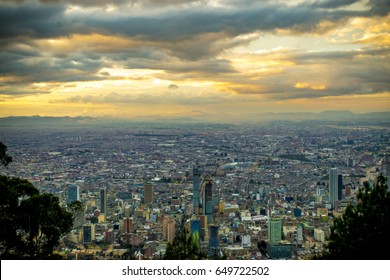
[1,118,389,260]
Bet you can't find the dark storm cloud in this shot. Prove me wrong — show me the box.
[303,0,390,15]
[0,1,378,42]
[0,0,386,62]
[0,0,389,98]
[1,0,205,7]
[127,0,206,7]
[40,0,126,5]
[0,0,128,6]
[368,0,390,16]
[309,0,360,9]
[0,48,105,83]
[90,6,364,40]
[293,47,390,63]
[0,3,67,39]
[121,56,236,76]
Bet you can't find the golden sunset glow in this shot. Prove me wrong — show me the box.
[0,0,389,121]
[295,83,326,90]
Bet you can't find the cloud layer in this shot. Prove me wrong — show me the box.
[0,0,389,118]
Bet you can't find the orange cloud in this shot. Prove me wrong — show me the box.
[295,82,326,90]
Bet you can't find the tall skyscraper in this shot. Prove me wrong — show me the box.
[67,184,79,205]
[202,179,213,222]
[297,223,303,244]
[208,225,219,250]
[199,215,208,241]
[100,188,107,221]
[315,185,323,203]
[123,217,133,234]
[329,168,338,209]
[268,218,282,243]
[338,174,343,201]
[163,216,175,244]
[192,165,200,213]
[144,183,153,204]
[83,223,95,243]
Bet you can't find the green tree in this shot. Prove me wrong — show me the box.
[0,175,74,259]
[0,141,12,167]
[163,228,207,260]
[1,141,74,259]
[69,200,83,227]
[316,174,390,259]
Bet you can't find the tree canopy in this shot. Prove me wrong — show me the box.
[0,175,74,259]
[0,142,74,259]
[163,228,207,260]
[316,174,390,259]
[0,141,12,167]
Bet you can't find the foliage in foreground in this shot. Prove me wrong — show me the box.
[164,228,207,260]
[1,141,76,259]
[315,174,390,259]
[0,142,12,167]
[0,175,74,259]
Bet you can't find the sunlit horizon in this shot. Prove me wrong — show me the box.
[1,0,389,120]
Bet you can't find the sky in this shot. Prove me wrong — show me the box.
[0,0,389,121]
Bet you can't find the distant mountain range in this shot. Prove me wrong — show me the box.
[0,116,101,126]
[0,111,389,127]
[244,111,390,122]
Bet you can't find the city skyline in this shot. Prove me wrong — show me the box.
[0,0,389,121]
[1,120,388,260]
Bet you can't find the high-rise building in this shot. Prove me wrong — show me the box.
[202,179,213,222]
[208,225,219,249]
[338,174,343,201]
[218,198,224,213]
[163,216,175,244]
[100,188,107,221]
[123,217,133,234]
[191,219,200,236]
[345,185,352,197]
[144,183,153,204]
[67,184,79,205]
[315,185,324,203]
[268,218,282,243]
[191,219,200,249]
[297,223,303,243]
[246,177,255,194]
[83,223,95,243]
[293,208,302,218]
[192,166,200,213]
[199,215,208,241]
[105,228,115,244]
[314,228,325,242]
[329,168,338,210]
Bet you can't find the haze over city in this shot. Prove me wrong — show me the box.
[0,0,389,121]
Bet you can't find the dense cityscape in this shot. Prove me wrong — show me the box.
[1,117,389,260]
